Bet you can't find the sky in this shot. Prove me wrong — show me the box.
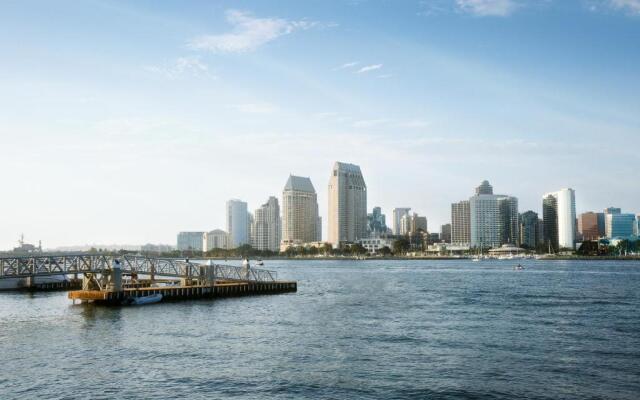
[1,0,639,249]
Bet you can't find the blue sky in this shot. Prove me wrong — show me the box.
[1,0,639,248]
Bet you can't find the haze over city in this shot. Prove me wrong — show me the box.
[1,0,639,249]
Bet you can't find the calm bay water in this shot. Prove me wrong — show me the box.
[1,259,639,399]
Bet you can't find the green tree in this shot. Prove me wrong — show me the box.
[393,238,410,255]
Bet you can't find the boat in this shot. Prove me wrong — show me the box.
[256,259,264,266]
[514,264,525,271]
[123,293,163,306]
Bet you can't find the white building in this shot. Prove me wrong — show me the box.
[226,199,249,248]
[358,237,394,254]
[469,184,519,248]
[252,196,281,252]
[282,175,321,248]
[392,208,411,235]
[543,188,576,250]
[328,162,367,246]
[177,231,204,251]
[203,229,229,251]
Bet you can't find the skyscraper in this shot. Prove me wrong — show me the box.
[451,200,470,245]
[542,188,576,251]
[519,211,540,249]
[578,212,600,241]
[367,207,387,236]
[203,229,229,251]
[226,199,249,248]
[400,213,427,235]
[470,189,519,248]
[392,208,411,235]
[604,212,636,239]
[475,180,494,195]
[282,175,320,247]
[252,196,281,252]
[440,223,452,244]
[328,162,367,246]
[177,231,205,251]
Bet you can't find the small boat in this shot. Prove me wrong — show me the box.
[123,293,163,306]
[256,259,264,266]
[514,264,524,271]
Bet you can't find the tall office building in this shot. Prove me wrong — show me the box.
[367,207,387,236]
[470,186,519,248]
[177,231,205,251]
[203,229,229,251]
[392,208,411,235]
[578,212,600,241]
[440,223,452,244]
[604,207,621,215]
[226,199,249,248]
[542,188,576,251]
[605,212,636,239]
[400,213,427,235]
[282,175,321,246]
[252,196,281,252]
[451,200,470,245]
[519,211,540,249]
[328,162,367,246]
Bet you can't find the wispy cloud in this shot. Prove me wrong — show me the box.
[607,0,640,14]
[188,10,318,53]
[455,0,518,16]
[230,102,279,114]
[144,56,211,80]
[356,64,383,73]
[333,61,359,70]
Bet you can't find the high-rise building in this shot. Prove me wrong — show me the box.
[252,196,281,252]
[636,215,640,237]
[440,223,452,243]
[451,200,470,245]
[282,175,321,247]
[177,231,205,251]
[400,213,427,235]
[519,211,540,249]
[604,207,622,215]
[597,213,606,237]
[470,188,519,249]
[542,188,576,251]
[226,199,249,248]
[367,207,387,236]
[203,229,229,251]
[392,208,411,235]
[475,180,494,195]
[328,162,367,246]
[605,212,636,239]
[578,212,600,241]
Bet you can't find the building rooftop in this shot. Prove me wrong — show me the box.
[284,175,316,193]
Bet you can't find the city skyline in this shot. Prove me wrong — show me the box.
[1,1,639,248]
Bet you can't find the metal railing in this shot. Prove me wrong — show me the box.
[0,254,277,283]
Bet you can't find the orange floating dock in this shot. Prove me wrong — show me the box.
[68,280,297,304]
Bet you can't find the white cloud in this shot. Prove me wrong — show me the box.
[230,103,279,114]
[455,0,517,16]
[356,64,383,73]
[188,10,317,53]
[144,56,211,79]
[608,0,640,14]
[333,61,359,70]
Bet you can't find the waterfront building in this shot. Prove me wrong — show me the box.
[469,181,519,248]
[177,231,205,251]
[282,175,321,249]
[605,212,636,239]
[440,223,452,244]
[328,162,367,246]
[252,197,281,252]
[428,232,440,244]
[203,229,229,251]
[578,212,600,241]
[542,188,576,251]
[226,199,249,248]
[358,237,394,254]
[367,207,387,236]
[392,208,411,235]
[519,211,540,249]
[451,200,470,245]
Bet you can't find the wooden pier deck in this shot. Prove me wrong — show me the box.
[68,280,297,304]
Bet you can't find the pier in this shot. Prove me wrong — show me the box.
[0,254,296,303]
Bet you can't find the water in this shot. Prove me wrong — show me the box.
[1,259,639,399]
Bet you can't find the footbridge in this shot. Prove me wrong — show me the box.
[0,254,277,283]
